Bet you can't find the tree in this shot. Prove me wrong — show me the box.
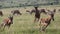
[55,0,59,4]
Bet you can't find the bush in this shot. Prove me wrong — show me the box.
[0,5,2,9]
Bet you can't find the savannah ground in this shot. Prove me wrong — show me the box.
[0,6,60,34]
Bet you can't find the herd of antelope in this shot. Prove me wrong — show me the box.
[0,6,58,32]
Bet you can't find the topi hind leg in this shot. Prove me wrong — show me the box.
[41,23,47,31]
[42,23,50,31]
[2,24,6,31]
[0,23,5,29]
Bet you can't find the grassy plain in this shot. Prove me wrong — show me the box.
[0,6,60,34]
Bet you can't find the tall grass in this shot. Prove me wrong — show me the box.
[0,6,60,34]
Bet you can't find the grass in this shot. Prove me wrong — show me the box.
[0,6,60,34]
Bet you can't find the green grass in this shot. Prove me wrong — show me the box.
[0,6,60,34]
